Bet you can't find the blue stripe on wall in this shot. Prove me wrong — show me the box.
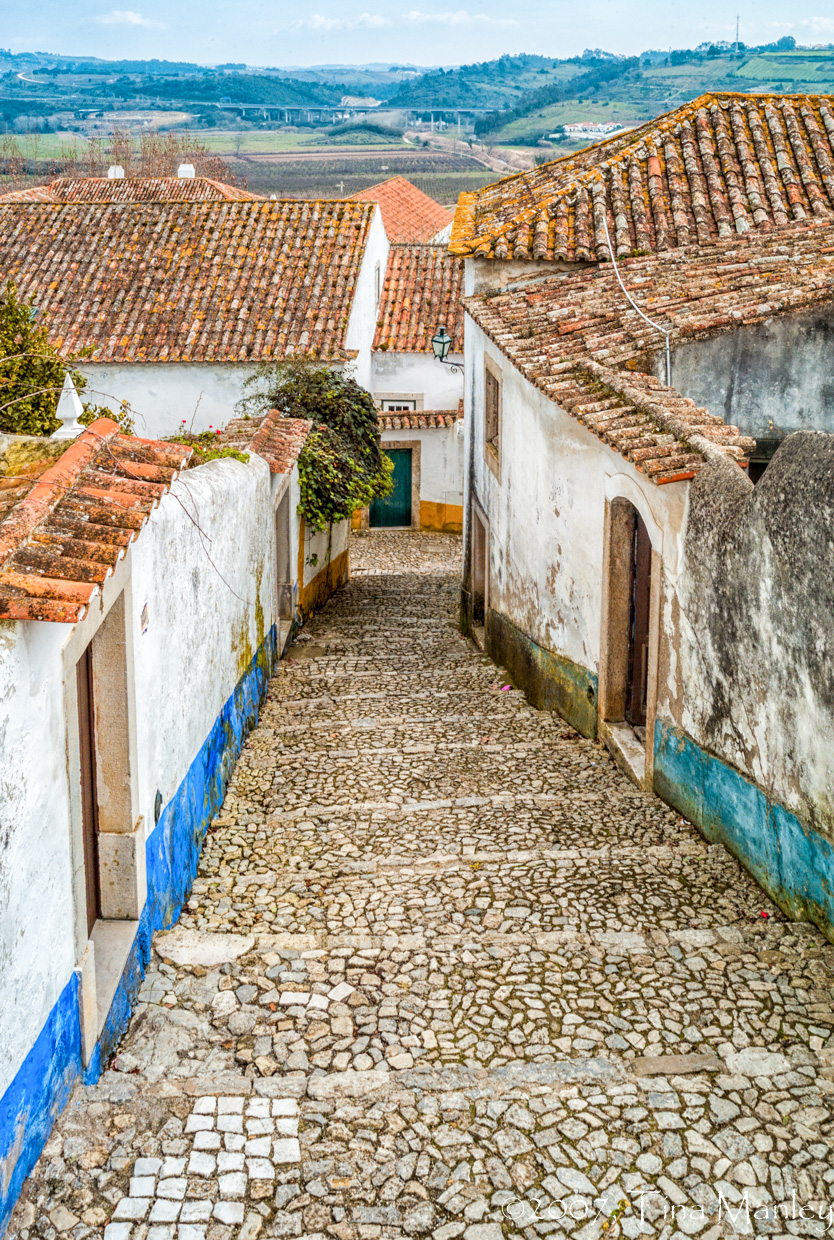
[654,719,834,938]
[0,625,277,1236]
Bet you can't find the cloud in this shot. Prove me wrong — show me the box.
[292,12,391,30]
[797,16,834,36]
[405,8,518,26]
[97,9,167,27]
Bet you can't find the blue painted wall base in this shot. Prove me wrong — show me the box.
[654,719,834,940]
[0,625,277,1236]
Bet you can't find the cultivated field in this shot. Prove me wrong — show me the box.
[221,149,496,200]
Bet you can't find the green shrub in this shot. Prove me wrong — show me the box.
[238,360,391,531]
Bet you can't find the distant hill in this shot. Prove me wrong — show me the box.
[388,55,586,111]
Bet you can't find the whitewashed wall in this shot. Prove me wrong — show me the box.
[0,621,76,1103]
[78,363,262,442]
[346,206,390,392]
[465,318,687,672]
[131,455,276,830]
[372,350,463,411]
[0,452,276,1104]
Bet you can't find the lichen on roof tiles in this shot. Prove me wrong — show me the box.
[0,420,190,622]
[450,93,834,263]
[461,222,834,481]
[353,176,453,243]
[373,244,464,354]
[0,176,263,203]
[0,199,376,364]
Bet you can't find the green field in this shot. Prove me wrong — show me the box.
[1,132,90,158]
[735,53,834,85]
[488,100,654,146]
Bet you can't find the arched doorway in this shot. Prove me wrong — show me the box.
[599,496,658,785]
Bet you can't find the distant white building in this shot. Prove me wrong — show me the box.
[559,121,632,139]
[362,243,465,532]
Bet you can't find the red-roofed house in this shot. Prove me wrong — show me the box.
[359,243,465,532]
[0,195,389,440]
[454,93,834,944]
[353,175,453,244]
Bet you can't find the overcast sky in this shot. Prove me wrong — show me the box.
[5,0,834,68]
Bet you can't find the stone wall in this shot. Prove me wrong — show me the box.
[655,432,834,936]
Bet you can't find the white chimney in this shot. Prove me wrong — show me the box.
[51,374,85,441]
[177,163,196,179]
[107,164,125,179]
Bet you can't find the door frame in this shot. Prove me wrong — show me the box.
[374,439,421,530]
[598,489,663,789]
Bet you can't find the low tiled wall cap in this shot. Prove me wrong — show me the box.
[213,413,313,473]
[450,93,834,263]
[0,418,190,623]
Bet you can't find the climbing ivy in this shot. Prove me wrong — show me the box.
[0,281,133,437]
[238,360,392,531]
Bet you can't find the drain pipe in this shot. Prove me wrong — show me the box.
[602,216,671,387]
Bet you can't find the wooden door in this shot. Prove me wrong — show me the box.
[76,645,101,936]
[626,512,652,729]
[370,449,412,527]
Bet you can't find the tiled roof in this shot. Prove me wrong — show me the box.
[373,244,464,353]
[379,401,463,430]
[353,176,453,243]
[460,223,834,481]
[451,93,834,262]
[215,413,312,472]
[0,419,190,622]
[0,200,376,363]
[0,177,262,203]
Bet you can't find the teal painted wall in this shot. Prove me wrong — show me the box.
[654,719,834,939]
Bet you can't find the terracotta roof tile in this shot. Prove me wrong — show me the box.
[374,244,464,353]
[378,400,463,430]
[353,176,453,243]
[0,419,190,622]
[0,176,263,203]
[215,412,312,472]
[451,93,834,262]
[0,199,376,363]
[463,224,834,481]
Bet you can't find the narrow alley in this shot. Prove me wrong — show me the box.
[12,532,834,1240]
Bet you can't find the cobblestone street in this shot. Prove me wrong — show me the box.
[12,531,834,1240]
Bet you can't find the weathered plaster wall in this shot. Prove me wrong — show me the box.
[0,623,76,1103]
[655,432,834,932]
[464,318,687,733]
[346,206,389,392]
[299,518,351,618]
[0,454,281,1232]
[77,363,262,442]
[371,351,464,411]
[663,305,834,438]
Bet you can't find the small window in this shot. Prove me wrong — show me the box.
[381,399,417,412]
[374,261,381,307]
[484,363,501,464]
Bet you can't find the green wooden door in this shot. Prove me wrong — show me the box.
[370,449,412,527]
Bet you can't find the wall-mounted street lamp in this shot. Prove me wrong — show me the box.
[431,324,463,375]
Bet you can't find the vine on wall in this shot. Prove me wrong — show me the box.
[239,360,392,531]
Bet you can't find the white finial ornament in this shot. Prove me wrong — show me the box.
[51,374,85,441]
